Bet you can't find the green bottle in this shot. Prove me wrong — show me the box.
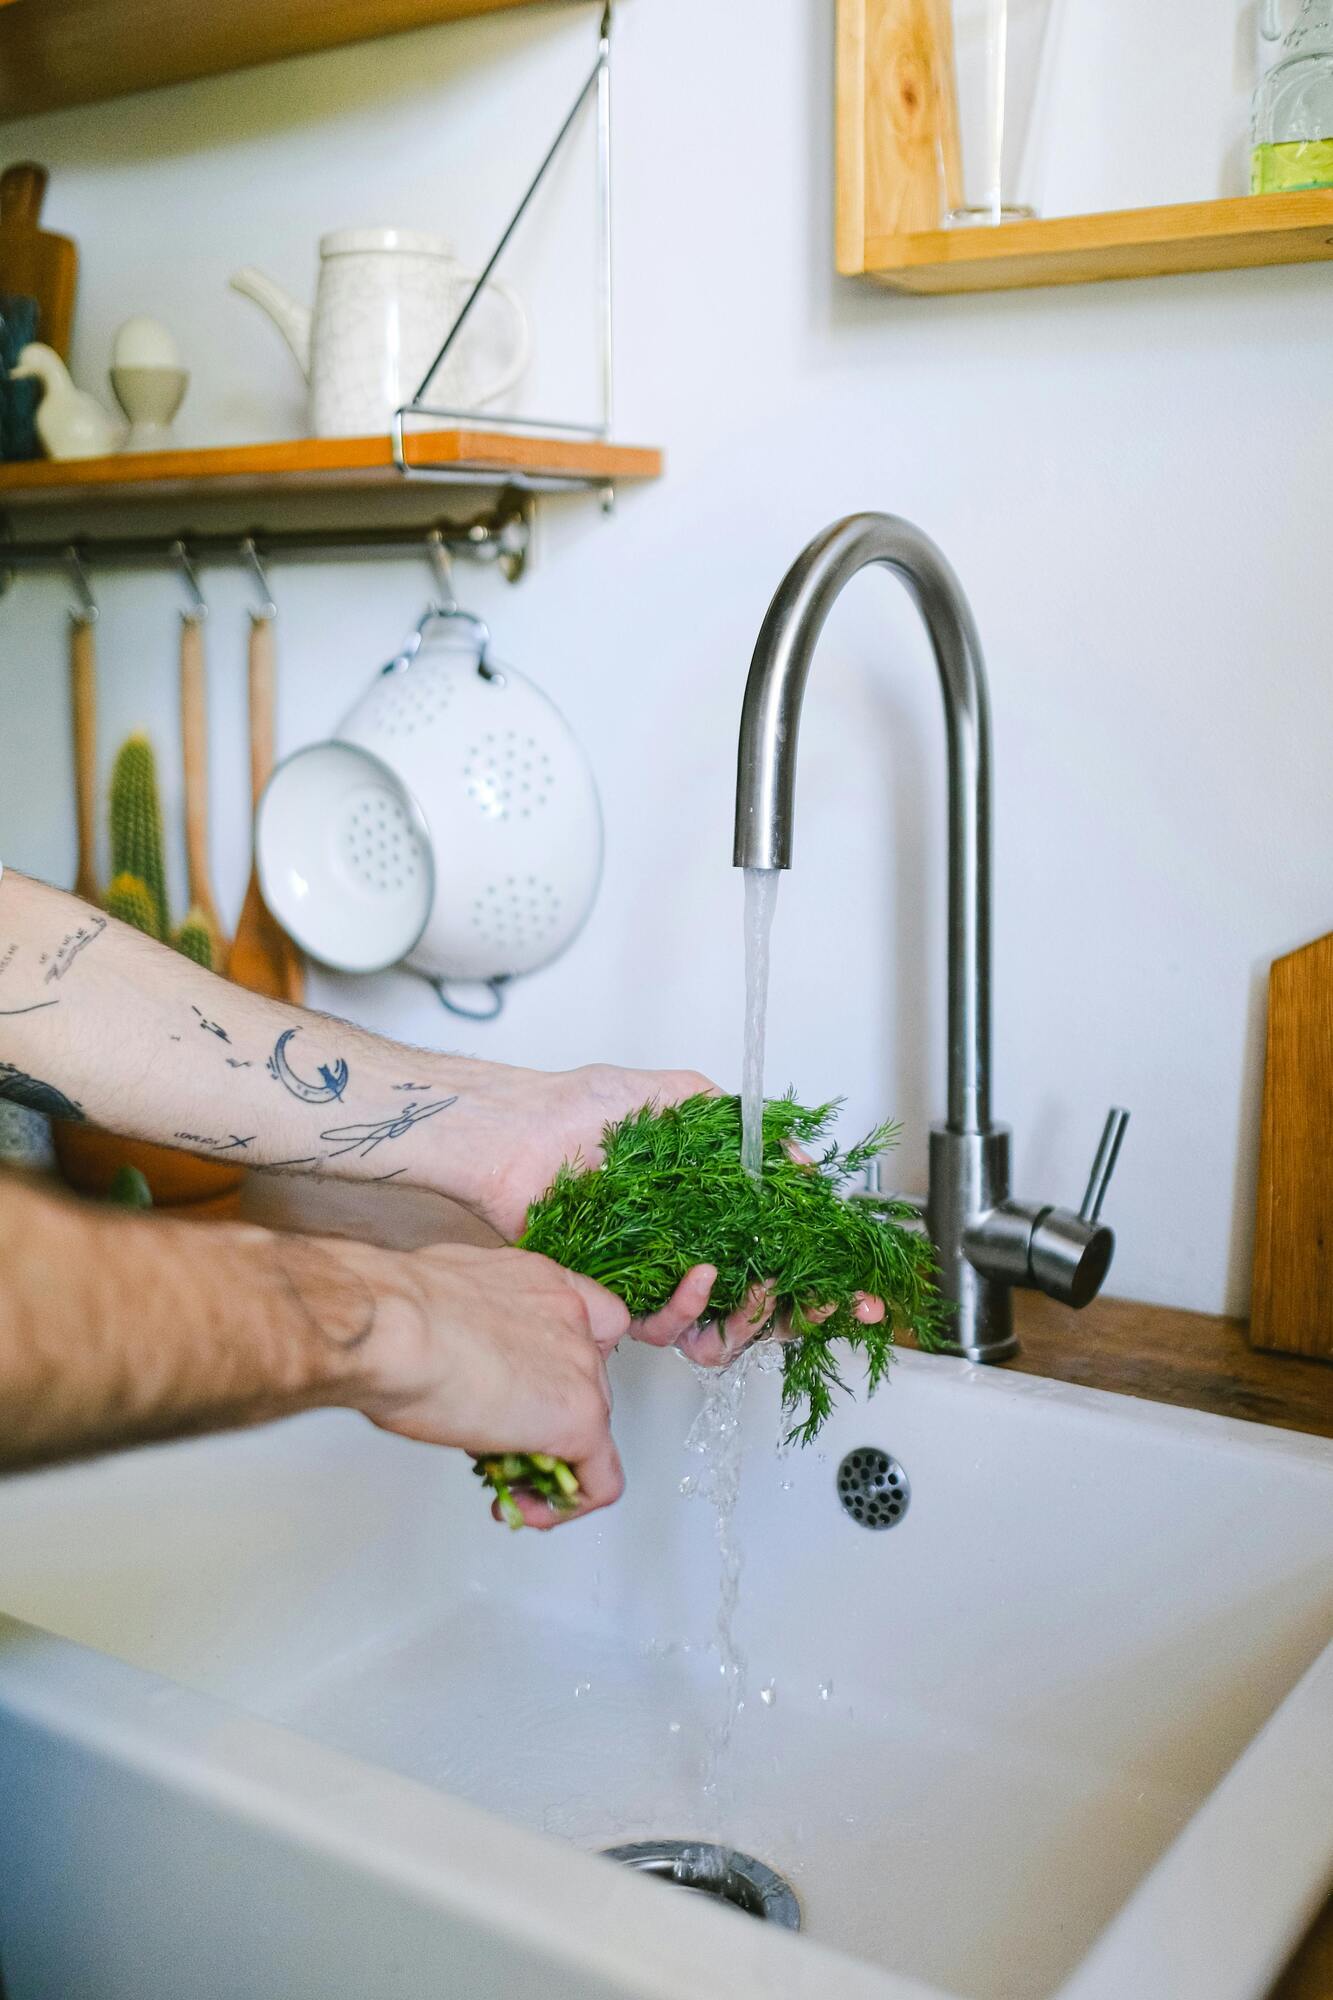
[1252,0,1333,192]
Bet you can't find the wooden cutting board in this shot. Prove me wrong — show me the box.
[0,162,77,356]
[1250,928,1333,1361]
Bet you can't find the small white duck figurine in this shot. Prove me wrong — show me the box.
[10,342,125,459]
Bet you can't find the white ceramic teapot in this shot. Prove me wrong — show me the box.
[231,228,531,438]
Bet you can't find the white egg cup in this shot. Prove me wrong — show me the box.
[110,365,188,452]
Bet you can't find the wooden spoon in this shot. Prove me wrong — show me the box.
[69,608,99,903]
[229,610,304,1004]
[179,609,227,964]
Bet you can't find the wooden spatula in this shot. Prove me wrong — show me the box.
[178,609,227,966]
[69,608,99,903]
[0,162,77,356]
[229,610,304,1004]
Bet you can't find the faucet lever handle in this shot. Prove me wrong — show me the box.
[1079,1108,1130,1224]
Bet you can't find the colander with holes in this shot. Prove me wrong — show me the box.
[256,610,603,1012]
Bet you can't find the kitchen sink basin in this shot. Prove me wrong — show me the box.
[0,1344,1330,2000]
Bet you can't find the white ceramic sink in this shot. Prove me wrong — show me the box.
[1,1341,1330,2000]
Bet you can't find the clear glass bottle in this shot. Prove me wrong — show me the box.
[1252,0,1333,193]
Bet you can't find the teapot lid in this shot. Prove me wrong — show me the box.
[320,226,455,258]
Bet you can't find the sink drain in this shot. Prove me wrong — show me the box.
[837,1446,910,1528]
[601,1841,801,1929]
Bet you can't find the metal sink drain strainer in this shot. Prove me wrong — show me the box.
[601,1841,801,1929]
[837,1446,911,1528]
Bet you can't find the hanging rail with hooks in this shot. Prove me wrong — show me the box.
[0,499,535,598]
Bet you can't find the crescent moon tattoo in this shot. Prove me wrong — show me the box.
[267,1028,350,1105]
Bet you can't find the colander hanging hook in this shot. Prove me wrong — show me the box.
[422,530,501,681]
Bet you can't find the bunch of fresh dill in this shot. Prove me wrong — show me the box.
[476,1094,944,1527]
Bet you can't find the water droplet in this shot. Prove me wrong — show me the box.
[819,1680,834,1702]
[668,1720,682,1735]
[759,1681,777,1706]
[679,1475,697,1497]
[780,1478,793,1491]
[574,1681,591,1698]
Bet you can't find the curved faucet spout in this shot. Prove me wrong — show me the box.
[733,512,993,1136]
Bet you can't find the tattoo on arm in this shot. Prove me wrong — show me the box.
[226,1058,253,1070]
[40,918,107,985]
[175,1132,256,1154]
[0,999,59,1018]
[0,1062,85,1122]
[0,943,18,980]
[268,1028,350,1105]
[191,1006,231,1044]
[319,1095,458,1161]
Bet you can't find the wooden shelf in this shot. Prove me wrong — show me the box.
[836,2,1333,295]
[854,193,1333,296]
[0,428,663,511]
[0,0,580,120]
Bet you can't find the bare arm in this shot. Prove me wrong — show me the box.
[0,872,865,1356]
[0,870,710,1245]
[0,1174,628,1524]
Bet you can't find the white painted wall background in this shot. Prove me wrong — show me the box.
[0,0,1328,1317]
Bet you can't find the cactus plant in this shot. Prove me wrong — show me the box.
[173,907,216,972]
[106,735,215,973]
[105,871,162,941]
[109,734,169,941]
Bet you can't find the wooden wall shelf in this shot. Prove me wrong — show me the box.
[854,193,1333,295]
[836,0,1333,295]
[0,0,581,120]
[0,428,663,511]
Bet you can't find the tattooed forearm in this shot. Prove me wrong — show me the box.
[40,918,107,985]
[320,1094,458,1162]
[268,1027,350,1105]
[0,1062,84,1121]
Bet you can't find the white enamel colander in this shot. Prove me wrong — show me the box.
[257,606,603,1015]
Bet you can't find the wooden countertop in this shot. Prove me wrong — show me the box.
[1005,1291,1333,1441]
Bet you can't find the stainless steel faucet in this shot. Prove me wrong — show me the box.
[733,513,1128,1362]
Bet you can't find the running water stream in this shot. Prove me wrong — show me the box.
[677,868,783,1875]
[740,868,780,1179]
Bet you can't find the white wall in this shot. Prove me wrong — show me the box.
[1,0,1329,1316]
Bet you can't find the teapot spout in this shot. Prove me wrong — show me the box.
[229,268,312,377]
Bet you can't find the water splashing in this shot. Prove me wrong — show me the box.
[681,1344,759,1869]
[740,868,780,1179]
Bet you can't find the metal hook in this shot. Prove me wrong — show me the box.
[425,529,458,615]
[172,539,208,620]
[66,544,98,624]
[241,536,277,620]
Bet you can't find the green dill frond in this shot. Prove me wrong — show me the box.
[475,1094,947,1520]
[520,1092,946,1445]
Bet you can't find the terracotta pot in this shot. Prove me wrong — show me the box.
[52,1123,245,1218]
